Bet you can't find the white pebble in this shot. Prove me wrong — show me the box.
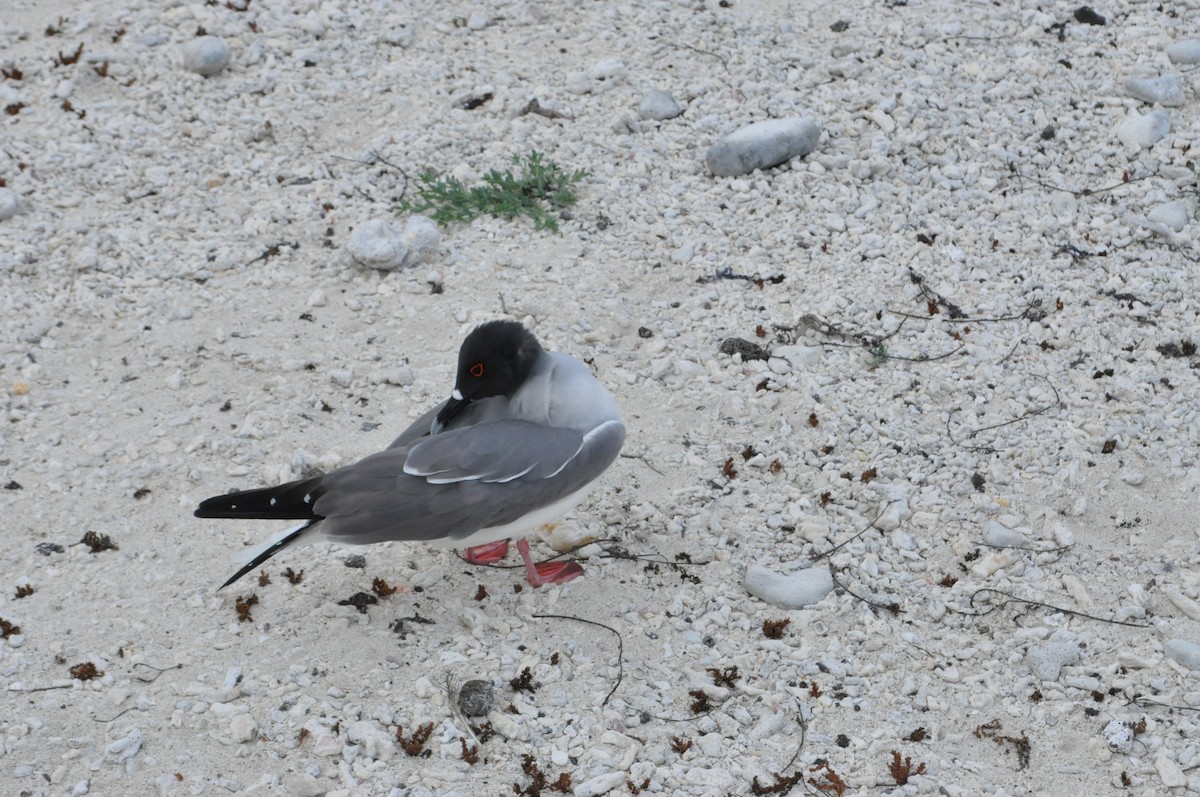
[283,773,324,797]
[707,118,821,177]
[981,520,1028,547]
[329,368,354,387]
[1114,109,1171,150]
[1166,39,1200,64]
[1124,74,1185,107]
[400,215,441,267]
[1102,719,1133,753]
[230,713,258,743]
[0,188,29,221]
[1026,636,1081,681]
[1146,200,1190,232]
[182,36,231,76]
[1163,639,1200,671]
[639,90,684,121]
[744,564,834,609]
[1156,752,1187,788]
[348,219,409,271]
[572,771,626,797]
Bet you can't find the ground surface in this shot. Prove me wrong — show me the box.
[2,1,1200,796]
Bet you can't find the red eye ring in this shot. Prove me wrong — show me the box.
[470,362,485,378]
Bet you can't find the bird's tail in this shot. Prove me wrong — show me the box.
[220,519,317,590]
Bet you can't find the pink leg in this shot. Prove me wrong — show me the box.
[463,539,510,565]
[516,537,583,587]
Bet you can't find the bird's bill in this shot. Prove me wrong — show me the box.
[432,389,469,434]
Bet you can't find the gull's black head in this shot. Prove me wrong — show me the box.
[435,320,543,430]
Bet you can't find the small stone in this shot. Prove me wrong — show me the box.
[105,729,143,762]
[347,720,394,760]
[1166,39,1200,65]
[230,713,258,743]
[573,771,626,797]
[719,337,770,361]
[706,118,821,177]
[539,523,601,553]
[282,773,324,797]
[981,520,1028,547]
[696,732,724,756]
[343,554,366,569]
[457,679,494,716]
[1155,753,1187,788]
[347,219,409,271]
[1026,635,1081,681]
[1073,6,1105,25]
[0,188,29,221]
[1114,109,1170,150]
[1163,639,1200,671]
[313,733,343,756]
[639,90,684,121]
[182,36,231,76]
[466,14,490,30]
[1146,200,1189,232]
[400,215,441,267]
[744,564,834,609]
[329,368,354,387]
[1124,74,1185,107]
[1102,719,1134,753]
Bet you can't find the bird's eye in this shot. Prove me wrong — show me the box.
[470,362,485,378]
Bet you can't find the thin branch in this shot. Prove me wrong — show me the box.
[960,588,1150,628]
[533,614,623,705]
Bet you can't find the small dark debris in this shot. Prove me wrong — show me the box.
[860,467,877,483]
[474,584,488,601]
[70,662,102,680]
[458,679,495,716]
[1101,439,1117,454]
[4,480,22,490]
[81,531,118,552]
[830,20,849,32]
[971,473,985,492]
[722,457,738,479]
[707,666,740,687]
[719,337,769,361]
[15,585,34,599]
[1040,125,1056,140]
[396,722,434,756]
[671,736,693,754]
[836,733,850,748]
[763,619,792,638]
[360,421,381,432]
[339,592,378,613]
[1074,6,1105,25]
[235,594,258,622]
[372,577,400,597]
[688,689,711,713]
[459,92,494,110]
[133,488,150,500]
[916,232,937,245]
[637,326,654,339]
[1156,339,1196,358]
[510,666,536,693]
[0,617,19,638]
[908,727,927,742]
[258,571,271,587]
[35,542,63,556]
[299,312,314,322]
[741,445,758,461]
[5,102,25,116]
[344,554,366,569]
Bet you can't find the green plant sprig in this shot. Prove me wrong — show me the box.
[397,151,588,232]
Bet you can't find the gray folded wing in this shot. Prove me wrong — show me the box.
[311,418,625,545]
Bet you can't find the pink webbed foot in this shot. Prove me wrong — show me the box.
[517,537,583,587]
[463,539,510,565]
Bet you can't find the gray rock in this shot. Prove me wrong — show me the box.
[348,219,408,270]
[639,90,684,121]
[1166,39,1200,64]
[1026,634,1081,681]
[719,337,770,361]
[1124,74,1185,107]
[344,554,366,568]
[744,564,834,609]
[0,188,29,221]
[1164,638,1200,671]
[981,520,1028,547]
[457,679,494,716]
[1147,200,1190,232]
[182,36,231,76]
[399,215,441,267]
[1115,110,1170,150]
[706,117,820,177]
